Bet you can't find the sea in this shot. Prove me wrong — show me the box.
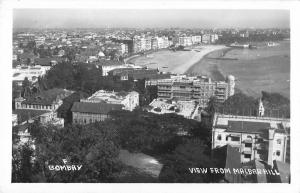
[186,41,290,99]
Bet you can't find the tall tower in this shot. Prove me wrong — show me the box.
[258,98,265,117]
[226,75,235,97]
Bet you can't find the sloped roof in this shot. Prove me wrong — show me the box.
[227,121,270,134]
[13,109,50,123]
[71,102,123,114]
[96,59,123,66]
[23,88,73,105]
[35,57,63,66]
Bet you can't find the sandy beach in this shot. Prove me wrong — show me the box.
[127,45,227,74]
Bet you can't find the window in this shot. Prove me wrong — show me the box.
[231,136,240,142]
[217,134,222,141]
[276,151,281,156]
[245,143,252,148]
[244,154,251,159]
[226,135,229,141]
[277,139,281,145]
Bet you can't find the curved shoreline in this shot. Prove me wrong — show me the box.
[127,45,228,75]
[185,47,231,80]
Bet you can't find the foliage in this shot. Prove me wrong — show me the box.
[261,91,290,118]
[109,109,202,153]
[40,62,135,95]
[12,143,34,182]
[159,139,218,183]
[13,122,122,182]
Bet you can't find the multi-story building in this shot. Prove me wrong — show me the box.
[191,35,202,44]
[14,88,73,111]
[212,113,290,166]
[133,36,142,53]
[157,36,169,49]
[156,75,235,107]
[210,34,219,43]
[71,102,123,124]
[14,88,71,127]
[145,37,152,51]
[201,34,211,44]
[178,36,193,47]
[80,90,139,111]
[71,90,139,124]
[151,37,158,50]
[140,37,147,51]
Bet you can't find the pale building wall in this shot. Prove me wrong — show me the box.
[72,112,109,124]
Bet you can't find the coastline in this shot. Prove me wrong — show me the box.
[186,41,290,98]
[127,45,227,75]
[185,46,231,80]
[172,45,228,74]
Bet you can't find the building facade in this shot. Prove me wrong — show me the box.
[212,113,290,166]
[14,88,73,111]
[178,36,193,47]
[71,102,123,124]
[71,90,139,124]
[156,75,235,107]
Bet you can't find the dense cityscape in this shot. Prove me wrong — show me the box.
[12,14,290,183]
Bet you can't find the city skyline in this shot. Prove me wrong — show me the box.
[13,9,290,29]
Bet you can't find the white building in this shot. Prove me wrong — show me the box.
[149,98,201,121]
[12,65,51,85]
[80,90,139,111]
[191,36,202,44]
[71,90,139,124]
[179,36,193,47]
[212,113,290,166]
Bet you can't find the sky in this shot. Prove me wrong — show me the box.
[13,9,290,29]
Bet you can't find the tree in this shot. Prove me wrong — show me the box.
[206,96,220,115]
[13,122,122,182]
[12,143,34,182]
[109,110,201,153]
[21,77,32,98]
[159,139,218,183]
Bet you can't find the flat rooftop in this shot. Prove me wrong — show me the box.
[82,90,137,104]
[213,113,290,134]
[149,99,199,119]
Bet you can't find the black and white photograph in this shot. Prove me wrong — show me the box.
[1,0,300,192]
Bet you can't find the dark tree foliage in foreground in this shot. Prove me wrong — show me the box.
[109,109,205,154]
[12,109,216,183]
[261,91,290,118]
[159,139,219,183]
[41,62,136,95]
[13,122,122,182]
